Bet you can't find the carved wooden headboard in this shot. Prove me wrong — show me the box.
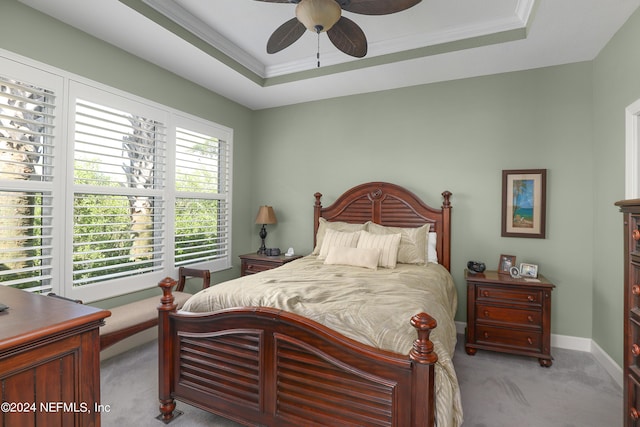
[313,182,452,271]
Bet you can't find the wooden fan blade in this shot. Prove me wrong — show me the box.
[327,16,367,58]
[267,18,306,54]
[342,0,421,15]
[254,0,299,3]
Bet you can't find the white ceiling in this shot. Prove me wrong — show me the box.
[18,0,640,110]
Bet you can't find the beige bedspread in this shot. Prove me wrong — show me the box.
[182,255,463,427]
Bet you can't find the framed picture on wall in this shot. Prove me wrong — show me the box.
[501,169,547,238]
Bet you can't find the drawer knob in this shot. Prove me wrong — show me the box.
[482,290,490,297]
[631,407,640,421]
[527,295,535,302]
[527,315,534,322]
[483,310,490,318]
[633,344,640,357]
[527,337,533,345]
[483,332,489,339]
[633,285,640,296]
[633,229,640,241]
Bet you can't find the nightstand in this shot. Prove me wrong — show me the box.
[465,269,555,367]
[239,253,303,276]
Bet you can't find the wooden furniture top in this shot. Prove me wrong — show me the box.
[313,181,452,271]
[239,253,303,263]
[465,270,555,288]
[0,286,110,353]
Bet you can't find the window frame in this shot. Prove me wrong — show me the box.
[0,49,233,302]
[0,55,65,295]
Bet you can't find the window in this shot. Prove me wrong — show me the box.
[0,53,232,302]
[174,119,231,269]
[0,62,62,294]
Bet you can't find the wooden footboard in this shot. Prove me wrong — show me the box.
[157,278,438,427]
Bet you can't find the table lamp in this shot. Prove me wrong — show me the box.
[255,205,277,254]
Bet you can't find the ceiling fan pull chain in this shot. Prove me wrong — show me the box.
[316,30,321,68]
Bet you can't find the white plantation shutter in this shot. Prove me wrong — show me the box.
[0,73,59,293]
[174,122,231,269]
[71,91,167,288]
[0,54,232,301]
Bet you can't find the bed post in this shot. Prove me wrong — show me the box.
[313,192,323,248]
[157,277,183,423]
[441,191,452,272]
[409,312,438,427]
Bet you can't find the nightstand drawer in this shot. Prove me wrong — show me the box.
[476,325,542,352]
[242,261,273,275]
[239,253,303,276]
[476,285,543,306]
[476,304,541,328]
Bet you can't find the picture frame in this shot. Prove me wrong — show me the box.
[498,254,516,274]
[509,266,521,278]
[501,169,547,239]
[519,262,539,278]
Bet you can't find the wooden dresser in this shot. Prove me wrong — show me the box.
[239,253,303,276]
[0,286,110,427]
[465,269,554,367]
[616,199,640,426]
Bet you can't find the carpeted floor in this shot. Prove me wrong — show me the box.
[100,335,622,426]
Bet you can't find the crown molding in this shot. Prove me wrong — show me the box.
[142,0,536,79]
[142,0,266,77]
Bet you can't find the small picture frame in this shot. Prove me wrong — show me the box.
[519,263,539,278]
[498,254,516,274]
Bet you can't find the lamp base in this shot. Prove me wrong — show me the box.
[257,225,267,254]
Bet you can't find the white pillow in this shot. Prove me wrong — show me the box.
[427,232,438,264]
[324,246,381,270]
[356,230,401,268]
[318,229,362,259]
[312,218,367,255]
[367,222,428,264]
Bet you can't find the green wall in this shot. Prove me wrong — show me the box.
[253,64,595,341]
[4,0,640,367]
[251,8,640,368]
[592,7,640,367]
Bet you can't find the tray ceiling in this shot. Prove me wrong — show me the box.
[17,0,640,110]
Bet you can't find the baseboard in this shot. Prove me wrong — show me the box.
[550,332,591,352]
[454,321,623,388]
[591,339,624,388]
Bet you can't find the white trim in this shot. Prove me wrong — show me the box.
[550,333,591,352]
[592,340,624,388]
[455,321,622,387]
[142,0,265,77]
[625,98,640,198]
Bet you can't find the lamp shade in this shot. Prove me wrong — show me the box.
[255,206,277,225]
[295,0,341,33]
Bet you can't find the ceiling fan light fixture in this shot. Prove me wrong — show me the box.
[295,0,341,33]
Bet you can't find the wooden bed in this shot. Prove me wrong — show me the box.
[157,182,453,426]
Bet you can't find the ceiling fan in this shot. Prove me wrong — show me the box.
[256,0,422,61]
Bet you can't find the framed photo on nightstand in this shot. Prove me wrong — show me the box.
[519,263,539,278]
[498,254,516,274]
